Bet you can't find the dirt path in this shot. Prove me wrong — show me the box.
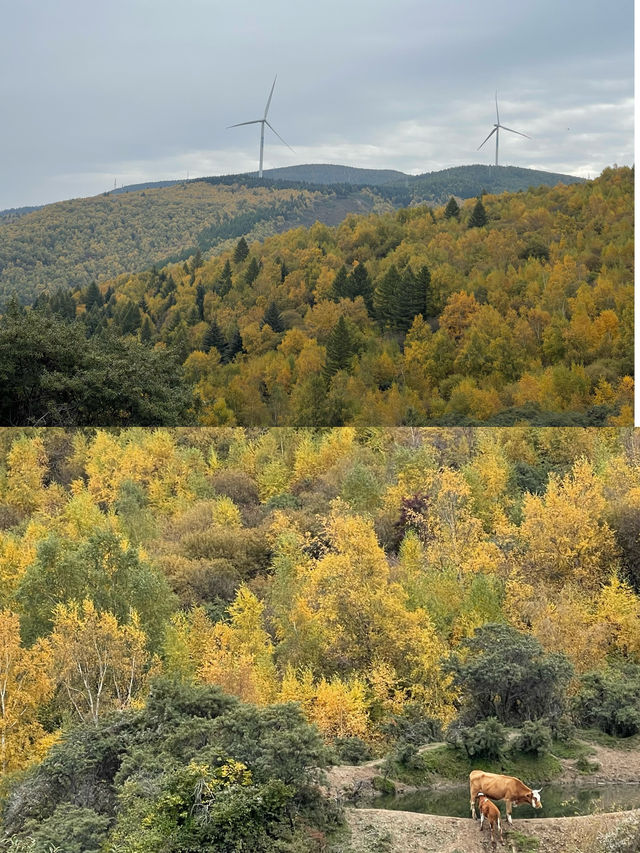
[561,743,640,785]
[346,808,639,853]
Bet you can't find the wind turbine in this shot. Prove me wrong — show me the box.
[228,76,294,178]
[477,92,530,166]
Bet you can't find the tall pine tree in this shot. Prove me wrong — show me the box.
[373,265,401,330]
[215,260,233,297]
[395,266,426,333]
[233,237,249,264]
[195,283,206,321]
[262,302,284,333]
[225,328,245,362]
[331,266,349,300]
[203,320,226,355]
[85,281,104,311]
[244,257,260,286]
[349,263,374,314]
[324,316,357,379]
[444,196,460,219]
[468,198,488,228]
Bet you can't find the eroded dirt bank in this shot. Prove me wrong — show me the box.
[346,807,639,853]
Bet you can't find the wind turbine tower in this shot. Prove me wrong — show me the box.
[228,76,294,178]
[477,92,530,166]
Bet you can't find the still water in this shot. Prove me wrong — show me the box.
[368,783,640,819]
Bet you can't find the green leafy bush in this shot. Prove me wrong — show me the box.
[447,624,573,725]
[371,776,396,795]
[447,718,508,760]
[332,736,372,765]
[573,666,640,737]
[513,721,552,755]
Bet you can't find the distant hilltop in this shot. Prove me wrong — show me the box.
[250,162,586,195]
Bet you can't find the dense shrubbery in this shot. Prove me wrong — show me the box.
[0,306,193,425]
[447,624,574,725]
[1,680,334,853]
[573,666,640,737]
[446,718,508,761]
[512,720,553,755]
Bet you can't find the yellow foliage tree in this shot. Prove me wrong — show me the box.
[503,574,609,672]
[286,509,453,720]
[197,586,277,704]
[519,459,618,588]
[50,600,150,723]
[5,436,48,517]
[596,574,640,659]
[0,610,54,774]
[426,467,503,579]
[279,667,370,740]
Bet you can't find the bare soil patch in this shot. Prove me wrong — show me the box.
[346,807,639,853]
[559,743,640,785]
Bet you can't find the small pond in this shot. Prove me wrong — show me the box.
[365,783,640,819]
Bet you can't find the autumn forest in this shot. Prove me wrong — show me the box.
[0,426,639,850]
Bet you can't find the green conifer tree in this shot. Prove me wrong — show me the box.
[244,257,260,286]
[395,266,427,333]
[215,260,233,297]
[85,281,104,311]
[191,248,203,271]
[233,237,249,264]
[225,328,244,362]
[323,316,357,379]
[262,302,284,333]
[50,288,76,321]
[195,283,206,321]
[139,315,154,344]
[417,264,434,318]
[348,263,374,314]
[331,265,349,300]
[444,196,460,219]
[114,299,141,335]
[373,265,401,329]
[468,198,488,228]
[203,320,227,354]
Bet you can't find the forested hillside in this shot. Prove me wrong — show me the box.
[6,166,630,427]
[0,164,584,308]
[0,426,639,849]
[0,181,391,306]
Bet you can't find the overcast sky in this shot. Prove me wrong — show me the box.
[0,0,633,209]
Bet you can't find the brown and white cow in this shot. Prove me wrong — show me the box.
[476,792,503,845]
[470,770,541,824]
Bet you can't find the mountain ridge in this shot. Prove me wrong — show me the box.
[0,163,585,217]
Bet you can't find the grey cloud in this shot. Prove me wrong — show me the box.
[0,0,632,208]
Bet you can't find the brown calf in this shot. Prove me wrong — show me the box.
[477,792,503,845]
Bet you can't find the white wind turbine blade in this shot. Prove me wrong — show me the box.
[500,125,531,139]
[263,75,277,119]
[265,120,294,152]
[495,90,500,125]
[227,119,263,128]
[477,126,497,150]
